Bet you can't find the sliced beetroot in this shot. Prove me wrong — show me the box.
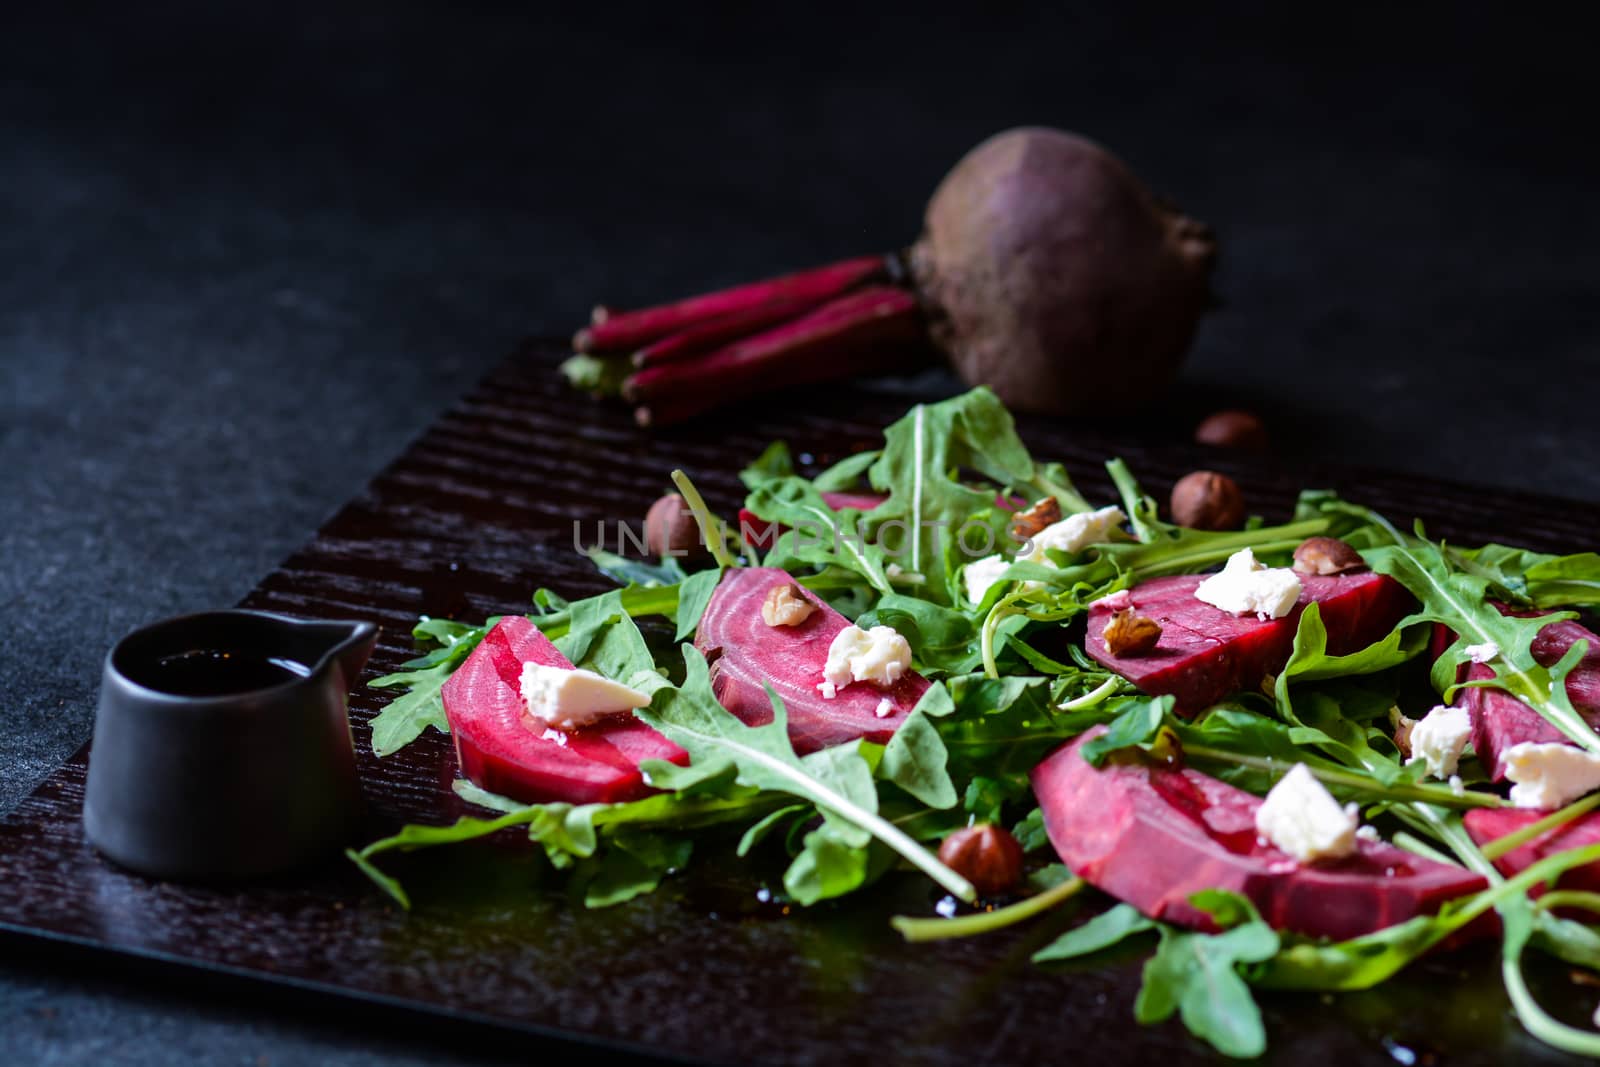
[738,491,886,549]
[1084,571,1413,716]
[1460,614,1600,781]
[694,566,926,753]
[1031,728,1486,939]
[441,615,687,805]
[1465,807,1600,894]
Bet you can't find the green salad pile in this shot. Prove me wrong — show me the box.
[352,388,1600,1058]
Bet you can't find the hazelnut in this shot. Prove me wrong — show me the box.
[1292,536,1367,576]
[1010,496,1062,541]
[1169,471,1245,530]
[761,583,816,628]
[644,493,704,558]
[1392,707,1417,760]
[1195,409,1269,452]
[937,824,1025,897]
[1103,609,1162,656]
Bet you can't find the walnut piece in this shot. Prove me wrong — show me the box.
[1293,536,1367,576]
[761,583,816,627]
[1104,608,1162,656]
[1010,496,1062,541]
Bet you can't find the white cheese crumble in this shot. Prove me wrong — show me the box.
[1406,704,1474,778]
[822,624,913,694]
[1463,641,1499,664]
[1503,742,1600,809]
[1356,825,1382,844]
[519,663,650,732]
[1017,505,1127,565]
[963,554,1011,604]
[1194,548,1303,620]
[1254,763,1361,863]
[1092,589,1134,612]
[874,697,895,719]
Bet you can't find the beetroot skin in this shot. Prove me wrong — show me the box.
[1031,728,1487,940]
[442,616,687,804]
[1084,571,1414,716]
[910,128,1216,416]
[694,566,927,753]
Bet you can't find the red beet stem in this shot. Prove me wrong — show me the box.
[574,254,889,355]
[632,289,844,370]
[625,285,923,427]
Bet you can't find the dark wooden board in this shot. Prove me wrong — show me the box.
[3,344,1597,1066]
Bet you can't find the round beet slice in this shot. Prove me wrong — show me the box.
[1030,727,1486,940]
[694,567,926,754]
[441,615,686,805]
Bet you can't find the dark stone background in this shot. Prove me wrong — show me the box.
[2,3,1595,1063]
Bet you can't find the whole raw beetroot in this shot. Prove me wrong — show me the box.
[910,128,1216,416]
[572,126,1218,424]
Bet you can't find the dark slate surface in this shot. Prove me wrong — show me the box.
[1,3,1596,1064]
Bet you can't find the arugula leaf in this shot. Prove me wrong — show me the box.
[1133,891,1279,1059]
[582,831,693,908]
[555,590,656,680]
[739,440,795,489]
[1365,536,1600,752]
[633,647,976,901]
[674,568,722,641]
[1012,806,1050,853]
[880,684,959,809]
[1080,697,1170,765]
[746,476,894,596]
[812,449,881,492]
[366,660,456,757]
[586,548,688,588]
[863,388,1089,606]
[1033,903,1157,962]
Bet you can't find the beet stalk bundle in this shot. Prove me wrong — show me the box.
[564,127,1219,427]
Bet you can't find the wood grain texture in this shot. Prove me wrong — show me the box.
[2,343,1596,1066]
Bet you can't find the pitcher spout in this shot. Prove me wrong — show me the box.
[323,620,380,686]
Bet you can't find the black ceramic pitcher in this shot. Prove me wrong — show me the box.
[84,610,377,880]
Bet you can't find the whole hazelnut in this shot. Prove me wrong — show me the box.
[1292,536,1367,576]
[1195,410,1269,452]
[1169,471,1245,530]
[643,493,704,558]
[937,823,1025,897]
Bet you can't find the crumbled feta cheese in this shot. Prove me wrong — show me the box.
[1449,775,1465,796]
[963,554,1011,604]
[1018,505,1127,565]
[1463,641,1499,664]
[886,562,905,578]
[823,624,913,691]
[1092,589,1134,612]
[1194,548,1303,620]
[519,662,650,732]
[874,697,895,719]
[1254,763,1361,863]
[1406,704,1474,778]
[1356,825,1382,844]
[1503,742,1600,809]
[817,680,838,700]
